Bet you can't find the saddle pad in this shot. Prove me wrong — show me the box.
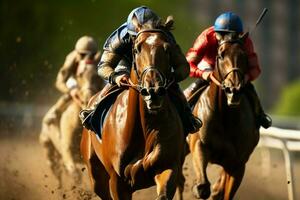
[90,87,124,137]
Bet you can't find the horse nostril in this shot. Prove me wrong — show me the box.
[225,87,232,94]
[156,87,166,96]
[141,88,150,96]
[149,88,155,96]
[232,88,237,94]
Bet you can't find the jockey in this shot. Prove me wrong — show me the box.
[43,36,101,125]
[80,6,202,135]
[185,12,272,129]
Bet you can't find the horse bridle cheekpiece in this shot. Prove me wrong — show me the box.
[128,29,174,97]
[215,39,245,91]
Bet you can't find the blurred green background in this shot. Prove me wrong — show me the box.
[0,0,200,104]
[1,0,300,118]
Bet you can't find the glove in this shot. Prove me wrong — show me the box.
[115,74,129,87]
[108,71,129,86]
[202,71,213,81]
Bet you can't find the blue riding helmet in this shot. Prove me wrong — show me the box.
[214,12,243,33]
[127,6,160,36]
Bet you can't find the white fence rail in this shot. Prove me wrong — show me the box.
[259,127,300,200]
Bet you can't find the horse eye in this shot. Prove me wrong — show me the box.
[218,53,224,60]
[134,43,142,54]
[163,43,170,52]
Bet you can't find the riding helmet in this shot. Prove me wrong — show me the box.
[214,12,243,33]
[75,36,98,54]
[127,6,160,36]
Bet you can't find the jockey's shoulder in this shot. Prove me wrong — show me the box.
[193,26,216,46]
[203,26,216,37]
[65,50,78,61]
[103,23,131,52]
[61,50,78,68]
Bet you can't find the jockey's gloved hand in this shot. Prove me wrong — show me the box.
[115,74,129,87]
[202,71,213,81]
[109,71,129,87]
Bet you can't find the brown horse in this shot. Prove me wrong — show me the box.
[80,29,186,200]
[40,59,104,187]
[187,34,260,200]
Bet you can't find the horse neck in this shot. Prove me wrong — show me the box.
[208,81,227,114]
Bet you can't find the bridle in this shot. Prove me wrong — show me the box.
[121,29,175,96]
[210,39,245,91]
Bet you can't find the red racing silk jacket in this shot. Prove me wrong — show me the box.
[186,26,261,81]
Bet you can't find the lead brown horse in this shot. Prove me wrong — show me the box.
[187,34,260,200]
[81,28,186,199]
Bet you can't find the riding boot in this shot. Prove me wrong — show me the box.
[170,83,202,136]
[184,79,208,100]
[79,83,113,130]
[44,94,72,125]
[244,83,272,129]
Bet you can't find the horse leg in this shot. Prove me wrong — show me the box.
[190,138,211,199]
[41,140,63,188]
[174,169,185,200]
[154,168,178,200]
[81,129,112,199]
[109,172,132,200]
[223,165,245,200]
[60,119,78,175]
[211,165,245,200]
[211,169,226,200]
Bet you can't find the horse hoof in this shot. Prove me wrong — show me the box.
[192,183,211,199]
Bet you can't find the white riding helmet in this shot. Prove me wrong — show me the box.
[75,36,98,54]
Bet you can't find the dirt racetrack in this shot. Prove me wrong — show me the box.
[1,125,299,200]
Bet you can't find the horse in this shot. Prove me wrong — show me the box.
[80,28,187,200]
[40,59,104,187]
[186,33,260,200]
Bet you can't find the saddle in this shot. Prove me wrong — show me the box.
[90,85,125,137]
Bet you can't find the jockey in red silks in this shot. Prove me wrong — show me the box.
[185,12,272,129]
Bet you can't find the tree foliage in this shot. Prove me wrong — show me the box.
[0,0,200,103]
[272,79,300,117]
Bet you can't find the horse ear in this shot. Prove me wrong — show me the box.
[132,14,142,32]
[164,15,174,30]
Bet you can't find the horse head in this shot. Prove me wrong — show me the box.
[131,29,174,112]
[213,33,249,106]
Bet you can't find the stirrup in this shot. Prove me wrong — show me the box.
[79,109,94,130]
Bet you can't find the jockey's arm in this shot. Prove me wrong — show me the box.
[244,37,261,82]
[170,44,190,82]
[94,51,102,63]
[186,33,208,78]
[97,50,123,83]
[55,51,78,93]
